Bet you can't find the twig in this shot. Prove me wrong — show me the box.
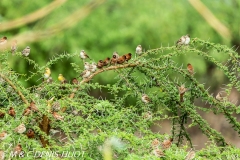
[0,73,29,105]
[39,115,50,147]
[80,62,141,84]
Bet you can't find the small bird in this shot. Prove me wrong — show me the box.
[143,111,152,120]
[162,138,173,149]
[89,62,97,72]
[72,78,79,85]
[117,55,126,64]
[103,57,111,66]
[8,107,16,118]
[0,36,7,45]
[184,34,190,45]
[13,144,22,155]
[46,77,53,83]
[80,50,91,60]
[14,123,26,134]
[21,46,30,56]
[0,131,8,140]
[58,74,67,84]
[0,111,5,118]
[21,107,32,118]
[176,35,186,46]
[81,70,91,78]
[216,92,224,101]
[151,138,160,149]
[124,53,132,62]
[136,45,142,55]
[152,148,164,158]
[26,129,35,138]
[72,109,79,116]
[11,40,17,54]
[44,68,51,79]
[141,94,151,103]
[52,101,60,111]
[0,150,4,160]
[178,84,188,95]
[110,55,118,65]
[185,150,195,160]
[84,62,90,70]
[52,112,64,121]
[187,63,194,75]
[29,101,38,112]
[113,51,120,59]
[97,60,104,69]
[49,129,60,135]
[178,85,188,102]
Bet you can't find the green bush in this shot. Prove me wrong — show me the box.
[0,38,240,159]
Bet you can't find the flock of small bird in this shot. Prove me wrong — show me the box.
[0,34,196,105]
[57,50,133,84]
[0,33,226,159]
[1,33,223,114]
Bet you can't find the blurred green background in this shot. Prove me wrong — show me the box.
[1,0,240,149]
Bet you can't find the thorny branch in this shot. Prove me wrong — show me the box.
[0,73,29,105]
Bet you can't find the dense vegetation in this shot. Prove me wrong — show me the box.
[0,0,240,159]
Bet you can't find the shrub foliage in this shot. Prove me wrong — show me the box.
[0,38,240,159]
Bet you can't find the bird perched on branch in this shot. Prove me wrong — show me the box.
[97,60,104,69]
[0,111,5,118]
[58,74,67,84]
[113,51,120,59]
[152,148,165,158]
[103,57,111,66]
[216,92,226,101]
[141,94,151,103]
[162,138,173,149]
[80,50,91,60]
[52,112,64,121]
[21,107,32,119]
[0,36,7,45]
[178,84,189,102]
[72,78,79,85]
[151,138,160,149]
[0,131,8,140]
[117,55,126,64]
[176,35,185,46]
[185,150,195,160]
[8,107,16,118]
[44,68,51,79]
[110,55,118,65]
[29,101,38,112]
[136,45,142,55]
[84,62,90,70]
[81,70,91,78]
[0,150,4,160]
[21,46,30,56]
[184,34,190,45]
[26,129,35,138]
[46,77,53,83]
[14,123,26,134]
[124,53,132,62]
[178,84,188,95]
[89,62,97,72]
[13,144,22,155]
[11,40,17,54]
[176,34,190,46]
[187,63,194,75]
